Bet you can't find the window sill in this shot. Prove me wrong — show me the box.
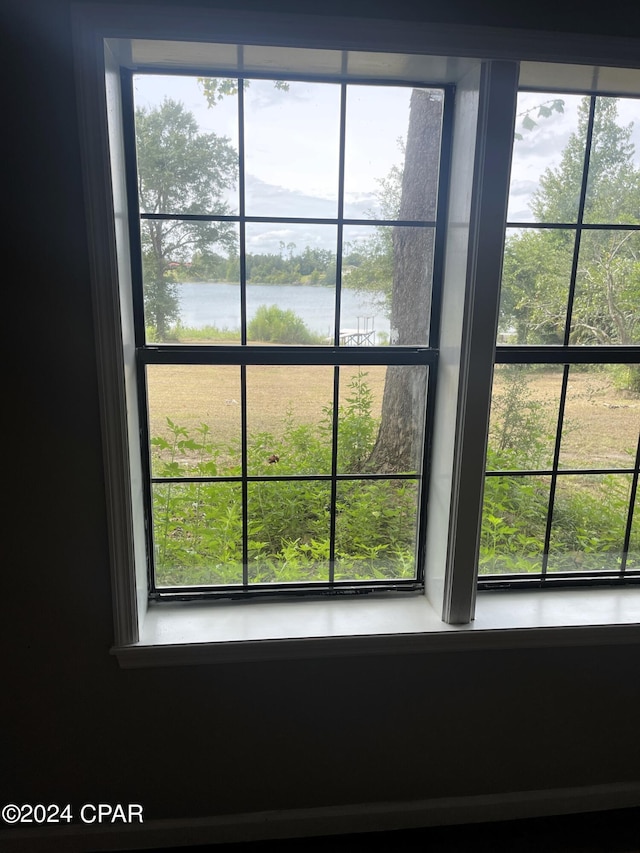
[112,587,640,667]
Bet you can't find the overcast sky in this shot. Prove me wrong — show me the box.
[133,75,640,253]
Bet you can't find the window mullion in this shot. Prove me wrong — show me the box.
[426,60,520,624]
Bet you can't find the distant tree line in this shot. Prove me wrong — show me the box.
[169,243,377,287]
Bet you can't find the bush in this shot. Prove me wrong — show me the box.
[609,364,640,395]
[247,305,323,344]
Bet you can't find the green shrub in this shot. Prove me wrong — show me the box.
[488,364,554,470]
[247,304,324,344]
[609,364,640,395]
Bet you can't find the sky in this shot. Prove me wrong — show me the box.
[133,74,640,253]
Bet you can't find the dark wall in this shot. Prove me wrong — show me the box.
[3,0,639,828]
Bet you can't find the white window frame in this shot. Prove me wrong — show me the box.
[72,3,640,666]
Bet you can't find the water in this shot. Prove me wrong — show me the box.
[176,282,390,341]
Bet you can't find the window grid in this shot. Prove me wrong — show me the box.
[122,69,452,600]
[481,91,640,589]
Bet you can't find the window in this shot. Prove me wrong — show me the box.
[124,70,450,600]
[72,5,640,659]
[480,90,640,588]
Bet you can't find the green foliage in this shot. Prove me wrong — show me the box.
[500,229,572,344]
[150,373,417,585]
[609,364,640,394]
[480,476,548,573]
[167,322,240,342]
[150,420,243,585]
[480,471,635,576]
[334,479,417,580]
[172,250,231,283]
[548,476,632,572]
[167,245,339,287]
[244,244,336,286]
[501,97,640,366]
[247,305,324,344]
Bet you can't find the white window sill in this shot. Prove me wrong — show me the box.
[112,587,640,667]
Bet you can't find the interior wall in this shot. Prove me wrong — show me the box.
[3,0,639,829]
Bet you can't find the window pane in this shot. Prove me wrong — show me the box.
[342,225,433,346]
[248,481,331,583]
[153,482,243,586]
[131,72,448,597]
[246,366,334,476]
[245,222,337,344]
[487,365,563,471]
[570,230,640,345]
[559,365,638,470]
[337,366,427,475]
[479,476,550,575]
[147,365,242,477]
[583,96,640,225]
[499,227,575,345]
[548,474,633,572]
[626,492,639,571]
[344,86,442,221]
[133,74,239,215]
[507,93,586,224]
[334,479,419,581]
[244,79,340,218]
[141,222,241,344]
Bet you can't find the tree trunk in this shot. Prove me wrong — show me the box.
[367,89,443,473]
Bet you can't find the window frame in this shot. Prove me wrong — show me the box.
[122,66,453,602]
[71,3,640,660]
[479,88,640,590]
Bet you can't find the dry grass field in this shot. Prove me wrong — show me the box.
[146,363,389,443]
[146,363,638,469]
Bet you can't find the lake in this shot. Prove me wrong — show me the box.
[177,282,390,341]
